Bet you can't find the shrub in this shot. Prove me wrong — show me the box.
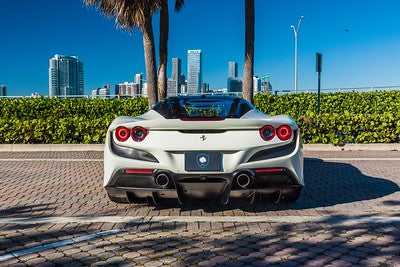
[0,91,399,144]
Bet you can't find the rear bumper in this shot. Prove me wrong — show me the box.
[105,168,302,204]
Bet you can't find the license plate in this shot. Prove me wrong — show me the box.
[185,152,222,172]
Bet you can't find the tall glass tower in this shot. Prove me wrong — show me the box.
[187,50,202,94]
[49,54,84,96]
[171,58,181,94]
[228,61,238,78]
[0,85,6,97]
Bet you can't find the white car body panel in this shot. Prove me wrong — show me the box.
[104,96,304,204]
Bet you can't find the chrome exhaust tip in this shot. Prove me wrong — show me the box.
[236,172,252,188]
[155,173,170,188]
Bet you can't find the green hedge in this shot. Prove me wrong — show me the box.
[253,90,400,117]
[0,97,148,144]
[0,91,399,144]
[253,91,400,144]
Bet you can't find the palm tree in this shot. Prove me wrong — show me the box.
[157,0,184,100]
[84,0,159,108]
[242,0,255,103]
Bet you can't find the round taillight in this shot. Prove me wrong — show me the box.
[131,126,148,142]
[115,126,130,142]
[260,125,275,141]
[277,125,292,141]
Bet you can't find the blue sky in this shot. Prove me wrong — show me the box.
[1,0,400,96]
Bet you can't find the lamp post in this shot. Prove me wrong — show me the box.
[290,16,304,93]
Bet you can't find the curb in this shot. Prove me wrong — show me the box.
[303,143,400,151]
[0,144,104,152]
[0,144,399,152]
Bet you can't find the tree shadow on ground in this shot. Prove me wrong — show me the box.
[153,158,399,212]
[0,214,399,266]
[0,204,56,218]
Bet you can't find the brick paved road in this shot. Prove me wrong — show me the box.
[0,151,399,266]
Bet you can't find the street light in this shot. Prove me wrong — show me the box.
[290,15,304,93]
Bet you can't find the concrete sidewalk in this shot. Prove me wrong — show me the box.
[0,143,399,152]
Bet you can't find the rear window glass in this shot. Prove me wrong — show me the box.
[153,96,253,119]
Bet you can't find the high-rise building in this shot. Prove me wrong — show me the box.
[261,81,273,93]
[201,82,210,93]
[253,76,261,94]
[228,62,238,78]
[171,58,181,83]
[187,50,202,94]
[99,88,110,98]
[180,74,186,86]
[115,82,135,96]
[0,85,6,97]
[171,58,182,94]
[49,54,84,96]
[134,73,143,94]
[142,83,148,97]
[167,78,177,96]
[227,77,242,93]
[92,85,110,98]
[92,88,99,98]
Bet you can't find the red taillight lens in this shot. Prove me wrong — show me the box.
[115,126,130,142]
[131,126,148,142]
[125,169,153,174]
[259,125,275,141]
[277,125,292,141]
[255,168,284,173]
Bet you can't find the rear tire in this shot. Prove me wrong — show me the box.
[107,193,129,204]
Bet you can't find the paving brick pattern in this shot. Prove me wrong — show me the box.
[0,151,398,218]
[0,151,399,266]
[0,151,103,159]
[0,219,399,266]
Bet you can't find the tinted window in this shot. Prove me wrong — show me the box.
[153,96,254,119]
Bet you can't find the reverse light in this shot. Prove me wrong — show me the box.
[277,125,292,141]
[260,125,276,141]
[131,126,148,142]
[115,126,130,142]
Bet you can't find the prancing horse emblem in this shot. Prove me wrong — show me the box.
[200,135,207,141]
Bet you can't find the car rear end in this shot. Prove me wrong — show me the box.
[104,96,303,204]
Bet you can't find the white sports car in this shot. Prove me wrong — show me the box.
[104,95,303,204]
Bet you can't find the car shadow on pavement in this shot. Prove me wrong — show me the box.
[155,158,399,212]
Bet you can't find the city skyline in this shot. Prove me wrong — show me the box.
[1,1,400,96]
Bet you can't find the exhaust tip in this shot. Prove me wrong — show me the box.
[236,173,252,188]
[155,173,170,188]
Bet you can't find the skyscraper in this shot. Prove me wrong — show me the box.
[227,77,242,93]
[171,58,182,94]
[228,61,238,78]
[115,82,135,96]
[171,58,181,82]
[187,50,202,94]
[49,54,84,96]
[167,78,177,96]
[0,85,6,97]
[201,82,210,93]
[253,76,261,94]
[134,73,143,94]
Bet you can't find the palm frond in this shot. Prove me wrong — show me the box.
[175,0,184,12]
[84,0,160,31]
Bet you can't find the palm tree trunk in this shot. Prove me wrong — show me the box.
[143,16,158,108]
[243,0,254,103]
[157,0,169,100]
